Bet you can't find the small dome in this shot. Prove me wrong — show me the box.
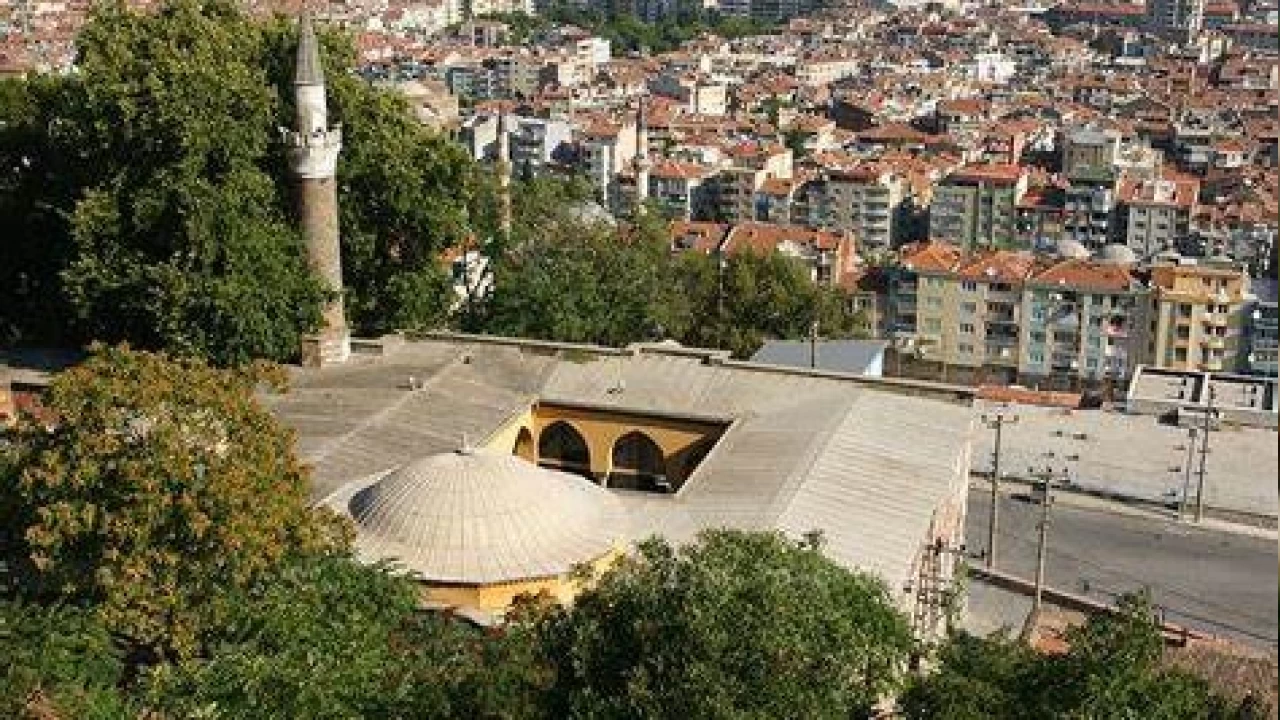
[1055,238,1091,259]
[349,449,625,584]
[1098,244,1137,264]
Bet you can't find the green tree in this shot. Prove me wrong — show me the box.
[0,345,350,658]
[678,250,862,358]
[900,594,1270,719]
[475,196,689,347]
[0,600,135,719]
[529,530,915,719]
[0,0,476,363]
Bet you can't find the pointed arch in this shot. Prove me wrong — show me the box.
[609,431,668,492]
[538,421,591,480]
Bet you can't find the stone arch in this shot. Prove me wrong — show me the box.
[513,427,535,462]
[538,421,592,480]
[609,431,668,492]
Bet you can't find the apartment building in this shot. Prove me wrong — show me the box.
[723,222,855,287]
[1061,125,1122,250]
[1147,0,1205,43]
[1246,296,1278,376]
[816,165,908,250]
[579,119,638,211]
[714,144,793,223]
[929,164,1028,250]
[1019,259,1150,389]
[1117,175,1199,258]
[1147,258,1250,373]
[648,160,717,220]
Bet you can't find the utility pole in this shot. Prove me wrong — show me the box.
[809,320,819,368]
[1021,452,1072,644]
[1194,384,1218,523]
[980,407,1019,569]
[1175,428,1198,520]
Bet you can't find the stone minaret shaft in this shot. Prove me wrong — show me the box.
[497,112,512,240]
[286,11,349,365]
[634,97,650,213]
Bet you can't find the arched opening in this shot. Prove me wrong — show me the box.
[538,421,592,480]
[609,431,668,492]
[513,427,535,462]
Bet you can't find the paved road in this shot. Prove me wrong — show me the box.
[965,486,1279,649]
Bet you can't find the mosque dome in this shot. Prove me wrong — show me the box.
[348,448,625,585]
[1055,238,1091,260]
[1098,244,1137,265]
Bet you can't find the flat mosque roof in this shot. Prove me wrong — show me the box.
[264,333,976,597]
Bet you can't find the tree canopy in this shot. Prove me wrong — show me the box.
[899,594,1270,720]
[0,345,349,658]
[0,0,476,364]
[528,530,915,719]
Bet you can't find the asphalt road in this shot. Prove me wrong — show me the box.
[965,486,1279,649]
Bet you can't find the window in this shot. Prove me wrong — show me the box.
[1031,331,1046,343]
[1029,350,1044,363]
[1178,304,1193,318]
[923,318,942,332]
[1176,326,1190,340]
[960,323,975,334]
[958,343,974,354]
[961,302,977,314]
[1174,347,1188,362]
[961,281,978,291]
[925,297,942,309]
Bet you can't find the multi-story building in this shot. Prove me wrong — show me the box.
[1019,259,1150,389]
[713,143,793,223]
[649,72,729,116]
[929,164,1028,251]
[723,222,855,287]
[579,119,638,211]
[887,241,965,341]
[1147,0,1206,43]
[816,165,908,250]
[1061,125,1123,250]
[1117,175,1199,258]
[1147,258,1250,373]
[648,161,717,220]
[1246,296,1278,376]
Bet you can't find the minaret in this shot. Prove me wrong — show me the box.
[285,11,348,366]
[633,96,651,215]
[496,111,512,240]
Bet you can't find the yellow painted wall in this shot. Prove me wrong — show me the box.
[420,546,623,614]
[481,402,726,488]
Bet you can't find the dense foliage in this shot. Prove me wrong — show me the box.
[0,0,475,363]
[532,531,915,719]
[469,178,864,357]
[0,345,349,658]
[900,595,1270,720]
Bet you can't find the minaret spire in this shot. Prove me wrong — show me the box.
[633,95,651,215]
[496,110,512,241]
[285,10,349,366]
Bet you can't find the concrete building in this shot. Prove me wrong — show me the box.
[649,161,717,220]
[1020,259,1150,389]
[1147,0,1205,43]
[929,164,1028,251]
[1245,295,1278,377]
[1117,176,1199,258]
[713,144,793,223]
[1147,258,1250,373]
[818,165,908,250]
[649,72,729,116]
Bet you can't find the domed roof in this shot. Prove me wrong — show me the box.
[1098,244,1137,264]
[347,449,625,585]
[1055,238,1091,260]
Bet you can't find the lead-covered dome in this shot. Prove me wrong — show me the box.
[347,448,625,585]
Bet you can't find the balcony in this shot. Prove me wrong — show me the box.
[1204,314,1228,328]
[986,346,1019,364]
[1204,336,1225,349]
